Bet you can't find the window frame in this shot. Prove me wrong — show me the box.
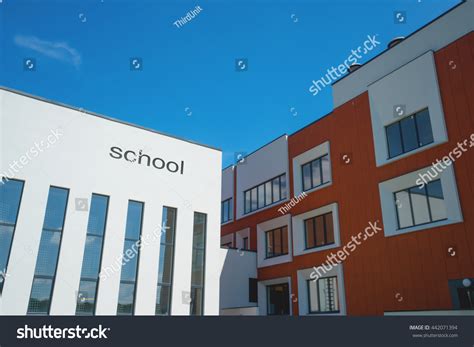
[301,154,330,192]
[0,178,25,295]
[221,198,233,224]
[303,212,335,250]
[117,200,144,316]
[385,108,434,159]
[307,276,340,314]
[27,185,70,315]
[75,193,110,316]
[189,212,207,316]
[266,282,290,316]
[393,179,447,230]
[243,174,286,215]
[156,206,178,316]
[264,226,288,259]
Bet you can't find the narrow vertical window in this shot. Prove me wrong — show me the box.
[117,201,144,315]
[76,194,109,315]
[0,179,24,294]
[156,206,177,315]
[27,186,69,315]
[190,212,206,316]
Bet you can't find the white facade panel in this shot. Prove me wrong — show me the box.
[235,136,289,219]
[0,88,222,316]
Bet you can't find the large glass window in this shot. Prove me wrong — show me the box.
[190,212,206,316]
[304,212,334,249]
[27,186,69,315]
[76,194,109,315]
[244,174,287,214]
[394,179,447,229]
[267,283,290,315]
[265,226,288,258]
[307,276,339,313]
[301,154,331,192]
[117,200,144,315]
[156,206,177,315]
[386,108,434,159]
[221,198,233,224]
[0,179,24,294]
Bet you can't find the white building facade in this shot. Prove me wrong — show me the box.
[0,87,222,316]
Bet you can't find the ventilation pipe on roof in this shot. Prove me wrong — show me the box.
[388,36,405,49]
[348,63,362,73]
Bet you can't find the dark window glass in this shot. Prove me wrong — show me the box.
[304,212,335,249]
[0,179,24,294]
[265,227,288,258]
[386,122,403,158]
[415,109,434,146]
[308,276,339,313]
[221,198,232,224]
[156,207,177,315]
[28,186,69,315]
[386,108,434,159]
[27,278,53,315]
[190,212,206,316]
[267,283,289,315]
[118,201,144,315]
[243,237,249,250]
[244,174,286,214]
[394,179,447,230]
[301,154,331,192]
[76,194,109,315]
[249,278,258,303]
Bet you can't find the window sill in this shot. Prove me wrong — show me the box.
[385,218,463,237]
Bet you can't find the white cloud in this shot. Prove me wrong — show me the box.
[14,35,82,68]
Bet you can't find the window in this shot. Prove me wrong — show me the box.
[267,283,290,315]
[386,108,434,159]
[0,179,24,294]
[448,279,474,310]
[244,174,286,214]
[301,154,330,192]
[265,226,288,258]
[27,186,69,315]
[394,179,447,229]
[190,212,206,315]
[249,278,258,303]
[156,206,177,315]
[221,198,233,224]
[304,212,334,249]
[243,237,249,250]
[117,201,144,315]
[307,276,339,313]
[76,194,109,315]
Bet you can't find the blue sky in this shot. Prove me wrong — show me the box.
[0,0,460,168]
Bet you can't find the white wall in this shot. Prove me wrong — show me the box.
[235,136,289,219]
[368,51,448,166]
[221,166,234,201]
[219,248,257,311]
[0,88,222,316]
